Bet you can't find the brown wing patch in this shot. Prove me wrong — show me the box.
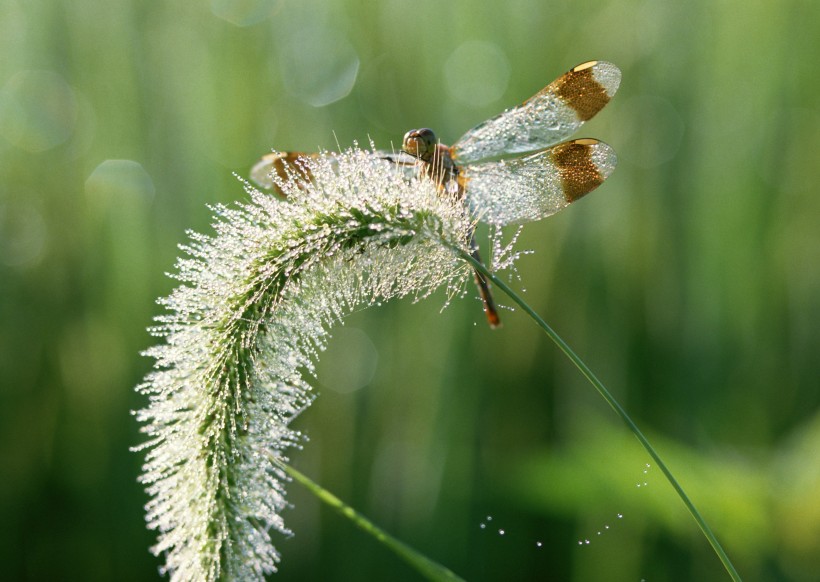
[250,151,316,197]
[550,139,605,202]
[553,61,611,122]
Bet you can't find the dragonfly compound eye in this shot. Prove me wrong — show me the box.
[402,128,437,160]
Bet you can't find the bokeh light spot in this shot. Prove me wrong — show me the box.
[279,26,360,107]
[85,159,155,216]
[317,327,378,394]
[0,70,78,153]
[443,41,510,108]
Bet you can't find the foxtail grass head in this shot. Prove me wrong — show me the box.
[134,147,474,581]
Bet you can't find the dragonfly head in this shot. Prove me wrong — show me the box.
[402,128,438,162]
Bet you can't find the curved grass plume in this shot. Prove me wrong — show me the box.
[133,148,472,580]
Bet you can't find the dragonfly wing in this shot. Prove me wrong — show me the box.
[376,150,420,180]
[463,138,616,226]
[452,61,620,164]
[250,151,318,195]
[377,150,418,166]
[250,150,415,196]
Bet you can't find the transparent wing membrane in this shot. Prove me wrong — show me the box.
[452,61,621,164]
[463,139,617,226]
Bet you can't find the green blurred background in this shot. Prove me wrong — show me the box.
[1,0,819,580]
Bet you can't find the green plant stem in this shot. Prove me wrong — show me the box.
[272,457,464,582]
[459,249,742,582]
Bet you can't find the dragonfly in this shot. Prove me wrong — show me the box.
[251,60,620,328]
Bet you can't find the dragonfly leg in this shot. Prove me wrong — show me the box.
[469,234,501,329]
